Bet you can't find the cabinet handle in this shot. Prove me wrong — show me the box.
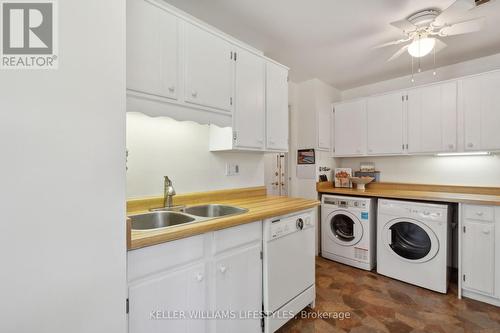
[219,266,227,274]
[196,273,204,282]
[482,229,491,235]
[257,139,264,144]
[168,86,175,93]
[448,144,454,150]
[476,211,484,217]
[191,91,198,98]
[467,143,474,148]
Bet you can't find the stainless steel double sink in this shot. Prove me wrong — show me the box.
[129,204,248,231]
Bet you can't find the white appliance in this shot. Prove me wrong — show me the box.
[377,199,452,293]
[263,210,315,333]
[321,195,376,270]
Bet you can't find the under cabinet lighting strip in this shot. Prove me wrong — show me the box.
[435,152,492,157]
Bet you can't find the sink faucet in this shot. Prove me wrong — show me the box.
[163,176,176,208]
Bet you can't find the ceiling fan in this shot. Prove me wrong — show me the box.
[377,0,490,62]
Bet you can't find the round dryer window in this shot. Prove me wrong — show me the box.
[383,219,439,263]
[328,211,363,246]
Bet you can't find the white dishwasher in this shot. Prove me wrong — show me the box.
[263,209,316,333]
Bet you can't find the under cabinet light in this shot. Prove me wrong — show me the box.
[435,151,491,157]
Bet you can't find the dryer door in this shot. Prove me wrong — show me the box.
[382,218,439,263]
[327,210,363,246]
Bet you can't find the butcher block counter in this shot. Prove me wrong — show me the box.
[317,181,500,206]
[127,186,319,250]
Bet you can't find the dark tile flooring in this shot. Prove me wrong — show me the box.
[277,257,500,333]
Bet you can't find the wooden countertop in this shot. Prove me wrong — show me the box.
[127,187,319,250]
[317,182,500,206]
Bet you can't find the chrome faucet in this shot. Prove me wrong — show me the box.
[163,176,176,208]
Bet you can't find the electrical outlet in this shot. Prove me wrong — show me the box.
[225,163,240,176]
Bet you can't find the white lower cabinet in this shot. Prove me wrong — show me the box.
[128,221,263,333]
[213,243,262,333]
[460,204,500,306]
[129,263,207,333]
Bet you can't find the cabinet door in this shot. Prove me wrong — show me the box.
[214,243,262,333]
[462,220,495,295]
[127,0,178,99]
[266,62,289,151]
[129,264,207,333]
[407,82,457,153]
[184,23,233,112]
[334,100,367,156]
[366,92,404,155]
[317,104,332,150]
[233,49,265,149]
[463,71,500,151]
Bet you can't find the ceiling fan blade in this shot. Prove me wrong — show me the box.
[387,45,409,62]
[390,19,417,33]
[373,38,410,49]
[433,0,475,27]
[434,38,448,53]
[440,17,485,36]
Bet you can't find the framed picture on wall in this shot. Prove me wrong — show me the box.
[297,149,315,165]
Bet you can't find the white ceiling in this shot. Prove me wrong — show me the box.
[164,0,500,90]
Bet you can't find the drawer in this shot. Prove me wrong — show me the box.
[213,221,262,255]
[128,234,206,282]
[464,205,494,222]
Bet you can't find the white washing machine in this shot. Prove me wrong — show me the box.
[377,199,452,293]
[321,195,376,271]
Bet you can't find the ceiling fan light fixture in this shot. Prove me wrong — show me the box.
[408,37,436,58]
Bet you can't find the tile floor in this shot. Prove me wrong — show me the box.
[277,257,500,333]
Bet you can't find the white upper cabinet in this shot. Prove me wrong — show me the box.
[184,23,234,112]
[462,71,500,151]
[296,79,339,153]
[334,100,367,156]
[233,48,266,149]
[127,0,178,100]
[317,105,332,151]
[266,62,289,151]
[366,92,404,155]
[407,82,457,153]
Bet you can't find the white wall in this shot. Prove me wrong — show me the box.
[339,53,500,187]
[127,113,265,198]
[0,1,126,333]
[340,155,500,187]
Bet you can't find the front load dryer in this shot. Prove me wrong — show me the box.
[377,199,452,293]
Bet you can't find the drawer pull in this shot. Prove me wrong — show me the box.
[219,266,227,274]
[476,212,484,216]
[196,273,204,282]
[482,229,491,235]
